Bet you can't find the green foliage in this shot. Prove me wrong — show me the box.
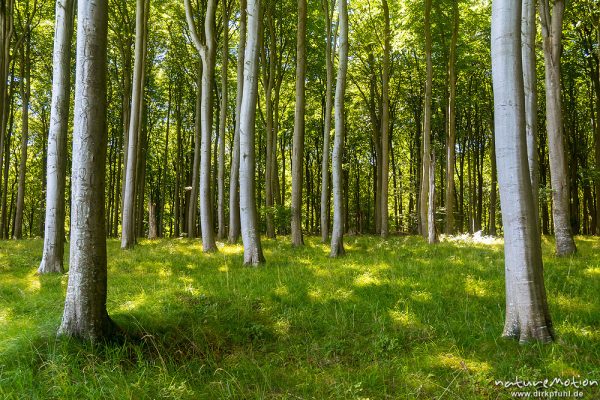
[1,236,599,398]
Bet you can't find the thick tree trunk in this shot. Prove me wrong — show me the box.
[491,0,553,343]
[58,0,116,340]
[320,0,334,243]
[539,0,576,255]
[445,0,458,235]
[228,0,245,244]
[291,0,307,246]
[239,0,265,266]
[380,0,390,238]
[217,0,228,240]
[419,0,432,238]
[39,0,75,273]
[330,0,348,258]
[121,0,147,249]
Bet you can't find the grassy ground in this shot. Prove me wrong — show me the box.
[0,235,599,399]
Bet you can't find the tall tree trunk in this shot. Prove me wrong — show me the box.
[445,0,458,235]
[428,154,437,243]
[39,0,75,273]
[419,0,432,238]
[14,34,30,240]
[188,64,202,238]
[121,0,147,249]
[539,0,576,255]
[291,0,307,246]
[58,0,116,340]
[217,0,228,240]
[320,0,334,243]
[263,2,276,239]
[489,122,497,235]
[491,0,553,343]
[185,0,218,252]
[522,0,539,224]
[330,0,348,257]
[380,0,391,238]
[239,0,264,266]
[228,0,246,243]
[159,85,171,237]
[0,0,14,199]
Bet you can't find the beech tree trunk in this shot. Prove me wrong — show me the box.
[419,0,432,238]
[291,0,307,246]
[58,0,116,340]
[539,0,576,255]
[445,0,458,235]
[428,154,437,243]
[217,0,228,240]
[14,33,30,240]
[121,0,147,249]
[330,0,348,258]
[239,0,265,266]
[188,64,201,238]
[380,0,390,238]
[320,0,334,243]
[228,0,245,244]
[491,0,553,343]
[38,0,75,273]
[185,0,218,252]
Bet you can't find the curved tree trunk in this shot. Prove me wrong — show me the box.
[59,0,116,340]
[291,0,307,246]
[330,0,348,258]
[539,0,575,255]
[228,0,245,244]
[239,0,265,266]
[491,0,553,343]
[121,0,147,249]
[39,0,75,274]
[380,0,390,238]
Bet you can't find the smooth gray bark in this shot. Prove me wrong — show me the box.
[491,0,553,343]
[428,155,437,243]
[228,0,245,244]
[330,0,348,258]
[217,0,228,240]
[239,0,264,266]
[539,0,576,255]
[380,0,390,238]
[419,0,432,238]
[14,35,30,240]
[291,0,307,246]
[39,0,75,274]
[445,0,458,235]
[188,64,201,238]
[121,0,146,249]
[58,0,116,340]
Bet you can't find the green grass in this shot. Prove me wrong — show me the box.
[0,235,599,399]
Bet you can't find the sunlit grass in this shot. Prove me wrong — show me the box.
[0,235,598,399]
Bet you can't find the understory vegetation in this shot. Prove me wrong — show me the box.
[1,236,598,399]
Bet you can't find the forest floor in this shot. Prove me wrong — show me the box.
[0,235,599,399]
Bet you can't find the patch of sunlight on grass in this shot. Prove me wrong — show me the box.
[311,267,332,277]
[583,267,600,277]
[218,243,243,255]
[547,359,580,376]
[411,290,432,302]
[0,308,11,325]
[274,285,289,297]
[218,265,229,273]
[556,294,594,313]
[118,292,149,312]
[435,353,492,374]
[273,318,291,337]
[464,275,488,298]
[308,287,324,303]
[560,323,600,340]
[389,309,422,329]
[332,288,353,301]
[158,267,172,278]
[353,271,381,287]
[26,272,41,293]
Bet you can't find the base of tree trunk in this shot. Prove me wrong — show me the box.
[202,242,218,253]
[555,236,576,256]
[243,248,265,266]
[58,315,119,342]
[37,258,64,274]
[329,240,345,257]
[502,320,554,344]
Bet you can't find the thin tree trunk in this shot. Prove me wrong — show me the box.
[491,0,553,343]
[446,0,458,235]
[121,0,147,249]
[330,0,348,257]
[217,0,228,240]
[188,64,202,238]
[58,0,116,340]
[428,154,437,243]
[291,0,307,246]
[39,0,75,273]
[539,0,576,255]
[14,34,30,240]
[380,0,390,238]
[419,0,432,238]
